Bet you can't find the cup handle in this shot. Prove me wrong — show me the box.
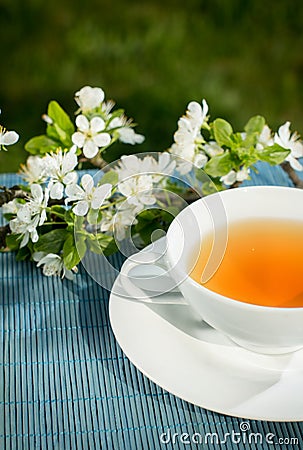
[112,250,187,305]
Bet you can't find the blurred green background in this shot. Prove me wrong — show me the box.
[1,0,303,172]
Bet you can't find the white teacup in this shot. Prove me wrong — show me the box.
[165,185,303,355]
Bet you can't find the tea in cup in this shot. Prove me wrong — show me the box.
[165,186,303,354]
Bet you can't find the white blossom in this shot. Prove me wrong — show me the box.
[256,125,274,150]
[115,154,175,207]
[152,152,176,182]
[19,155,47,184]
[100,202,139,241]
[9,184,49,247]
[10,216,36,247]
[118,127,145,145]
[220,167,250,186]
[72,115,111,159]
[274,121,303,171]
[108,116,145,145]
[44,146,78,199]
[0,125,19,150]
[118,175,156,208]
[33,252,76,279]
[169,100,210,174]
[115,154,155,181]
[75,86,105,112]
[116,153,175,183]
[101,99,115,116]
[2,199,22,215]
[65,174,112,216]
[203,141,224,157]
[186,99,209,129]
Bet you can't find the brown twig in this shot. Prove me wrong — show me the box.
[0,224,10,249]
[90,155,107,169]
[280,161,303,189]
[0,185,27,207]
[229,181,242,189]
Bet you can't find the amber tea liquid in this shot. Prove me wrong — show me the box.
[190,219,303,307]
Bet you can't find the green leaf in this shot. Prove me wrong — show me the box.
[6,233,21,251]
[87,208,103,225]
[3,213,15,221]
[136,221,160,245]
[136,209,159,221]
[257,144,290,165]
[244,115,266,135]
[46,101,74,147]
[25,135,59,155]
[87,233,118,256]
[50,205,66,218]
[236,146,258,165]
[133,209,174,246]
[204,152,234,177]
[230,132,244,146]
[63,232,87,270]
[64,209,75,226]
[164,206,180,218]
[96,234,117,256]
[16,245,31,261]
[213,118,233,147]
[201,180,224,195]
[87,237,102,254]
[34,228,68,254]
[195,167,210,184]
[98,170,118,186]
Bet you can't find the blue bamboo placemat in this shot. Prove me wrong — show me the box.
[0,166,303,450]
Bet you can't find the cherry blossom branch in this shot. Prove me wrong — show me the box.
[0,185,27,207]
[229,181,243,189]
[280,162,303,189]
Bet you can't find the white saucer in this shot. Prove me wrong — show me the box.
[109,239,303,421]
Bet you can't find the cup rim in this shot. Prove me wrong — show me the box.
[168,184,303,312]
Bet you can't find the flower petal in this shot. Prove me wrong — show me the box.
[75,86,104,111]
[83,140,98,158]
[290,142,303,158]
[90,116,105,133]
[108,117,122,129]
[62,147,78,173]
[72,132,85,148]
[63,268,75,280]
[63,171,78,185]
[193,153,208,168]
[279,122,291,144]
[73,200,89,216]
[17,205,31,223]
[65,183,85,201]
[2,131,19,145]
[39,209,47,226]
[76,115,90,132]
[20,232,29,248]
[33,251,47,262]
[38,253,61,266]
[50,182,64,200]
[120,155,139,173]
[30,229,39,243]
[31,184,43,203]
[220,170,237,185]
[287,155,303,171]
[91,183,112,209]
[92,132,111,148]
[118,128,144,145]
[81,174,94,193]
